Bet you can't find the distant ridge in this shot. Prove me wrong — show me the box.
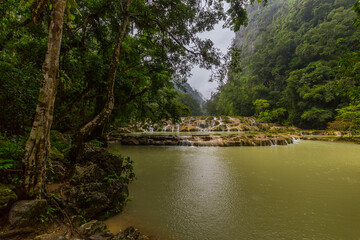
[174,82,205,105]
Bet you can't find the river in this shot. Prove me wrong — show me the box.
[105,140,360,240]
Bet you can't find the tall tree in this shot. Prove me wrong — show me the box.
[23,0,67,198]
[72,0,132,156]
[72,0,264,153]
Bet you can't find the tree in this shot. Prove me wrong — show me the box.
[23,0,67,198]
[72,0,132,157]
[71,0,266,154]
[335,103,360,135]
[208,0,360,129]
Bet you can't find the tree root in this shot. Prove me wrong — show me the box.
[49,196,75,239]
[0,227,35,238]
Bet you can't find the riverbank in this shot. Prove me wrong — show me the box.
[0,133,153,240]
[299,135,360,144]
[108,133,296,147]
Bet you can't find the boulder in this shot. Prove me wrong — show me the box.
[112,227,150,240]
[70,162,106,185]
[34,233,67,240]
[88,230,113,240]
[8,199,48,227]
[0,184,17,210]
[79,149,125,177]
[78,220,107,237]
[65,181,127,218]
[47,160,66,183]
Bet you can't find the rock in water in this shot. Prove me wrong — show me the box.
[78,220,107,237]
[8,199,48,227]
[113,227,150,240]
[63,148,130,219]
[0,184,17,211]
[65,181,127,218]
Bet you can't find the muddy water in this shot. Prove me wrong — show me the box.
[106,141,360,240]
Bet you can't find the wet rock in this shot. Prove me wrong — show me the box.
[8,199,48,227]
[0,184,17,211]
[112,227,150,240]
[70,215,87,228]
[78,220,107,237]
[61,149,131,219]
[65,181,127,218]
[70,162,106,185]
[80,150,125,176]
[89,230,113,240]
[48,160,66,183]
[34,233,67,240]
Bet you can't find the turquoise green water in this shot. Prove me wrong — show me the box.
[106,141,360,240]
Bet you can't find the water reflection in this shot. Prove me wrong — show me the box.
[106,141,360,240]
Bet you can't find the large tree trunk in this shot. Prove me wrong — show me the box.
[72,0,132,157]
[23,0,67,198]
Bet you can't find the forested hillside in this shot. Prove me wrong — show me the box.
[207,0,360,129]
[175,82,206,116]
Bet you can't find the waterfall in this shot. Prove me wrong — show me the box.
[291,136,300,143]
[163,123,170,132]
[197,120,207,132]
[149,124,154,133]
[250,118,256,126]
[176,124,180,133]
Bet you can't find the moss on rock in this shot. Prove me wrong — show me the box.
[0,184,17,210]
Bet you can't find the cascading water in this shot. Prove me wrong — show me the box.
[197,120,207,132]
[291,136,301,143]
[162,123,170,132]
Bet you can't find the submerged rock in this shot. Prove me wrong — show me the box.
[0,184,17,211]
[8,199,48,227]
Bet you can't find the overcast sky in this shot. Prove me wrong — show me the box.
[188,23,235,99]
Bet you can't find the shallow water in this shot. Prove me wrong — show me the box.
[106,141,360,240]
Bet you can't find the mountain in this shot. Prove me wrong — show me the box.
[207,0,360,129]
[175,82,205,105]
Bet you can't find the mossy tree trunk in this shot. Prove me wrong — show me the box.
[23,0,67,198]
[72,0,132,157]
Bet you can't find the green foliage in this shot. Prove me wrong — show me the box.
[89,139,104,148]
[335,103,360,131]
[0,134,24,170]
[253,99,270,115]
[39,207,58,223]
[177,93,204,116]
[301,107,333,129]
[121,156,135,184]
[207,0,360,129]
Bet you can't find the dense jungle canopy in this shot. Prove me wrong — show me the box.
[206,0,360,129]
